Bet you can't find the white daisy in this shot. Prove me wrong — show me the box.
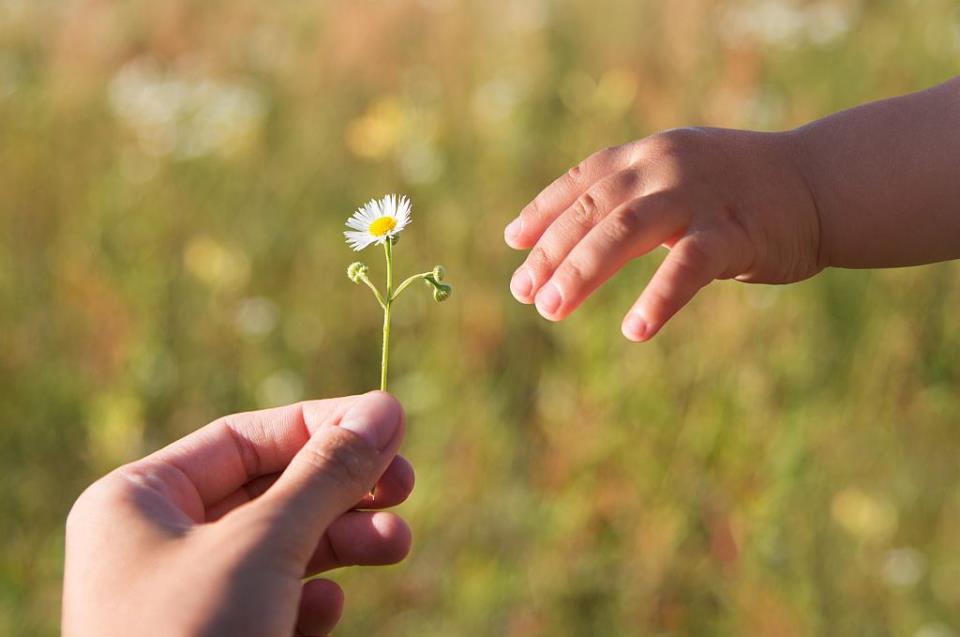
[344,194,412,251]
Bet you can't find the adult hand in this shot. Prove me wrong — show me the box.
[63,391,413,637]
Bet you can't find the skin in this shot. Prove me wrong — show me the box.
[63,392,414,637]
[505,76,960,341]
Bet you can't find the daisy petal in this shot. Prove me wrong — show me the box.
[344,230,376,251]
[394,197,411,229]
[346,216,367,231]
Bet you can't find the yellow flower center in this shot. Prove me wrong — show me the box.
[368,216,397,237]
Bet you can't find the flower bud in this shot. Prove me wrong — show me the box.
[432,265,445,282]
[433,283,452,302]
[347,262,368,284]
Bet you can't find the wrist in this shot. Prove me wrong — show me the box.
[779,126,831,271]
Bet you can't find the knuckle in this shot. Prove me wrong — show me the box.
[567,160,585,181]
[636,128,709,183]
[302,433,376,494]
[526,244,552,274]
[653,127,707,154]
[605,200,647,243]
[570,192,600,227]
[569,145,624,181]
[623,140,645,165]
[594,144,623,165]
[612,168,642,192]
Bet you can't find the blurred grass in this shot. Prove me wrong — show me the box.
[2,0,960,635]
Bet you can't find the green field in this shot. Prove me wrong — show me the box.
[2,1,960,634]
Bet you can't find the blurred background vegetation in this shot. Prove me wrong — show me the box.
[1,0,959,634]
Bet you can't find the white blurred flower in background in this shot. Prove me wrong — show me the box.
[234,297,279,338]
[720,0,856,49]
[108,58,266,159]
[472,75,525,125]
[882,547,926,589]
[915,624,957,637]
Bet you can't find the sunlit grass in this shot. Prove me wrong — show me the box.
[1,1,959,635]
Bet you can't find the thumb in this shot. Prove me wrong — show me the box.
[251,391,404,559]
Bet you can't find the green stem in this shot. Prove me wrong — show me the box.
[360,275,386,309]
[392,271,434,299]
[380,240,394,391]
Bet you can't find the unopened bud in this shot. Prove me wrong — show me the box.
[347,262,368,284]
[433,283,452,302]
[432,265,446,282]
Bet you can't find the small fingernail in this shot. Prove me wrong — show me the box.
[510,267,533,301]
[536,282,562,317]
[338,392,402,451]
[622,312,648,342]
[504,218,522,244]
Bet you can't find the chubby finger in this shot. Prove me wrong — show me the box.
[510,169,642,305]
[205,454,415,521]
[305,510,412,575]
[295,578,343,636]
[505,145,632,249]
[535,191,690,321]
[622,231,730,342]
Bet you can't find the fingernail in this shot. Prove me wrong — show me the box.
[338,392,402,451]
[622,312,648,342]
[536,282,562,316]
[510,267,533,301]
[504,218,522,244]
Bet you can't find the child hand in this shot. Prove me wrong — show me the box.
[505,127,822,341]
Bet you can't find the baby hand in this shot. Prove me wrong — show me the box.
[505,127,822,341]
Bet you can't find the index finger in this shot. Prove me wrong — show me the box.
[142,396,361,508]
[504,144,632,249]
